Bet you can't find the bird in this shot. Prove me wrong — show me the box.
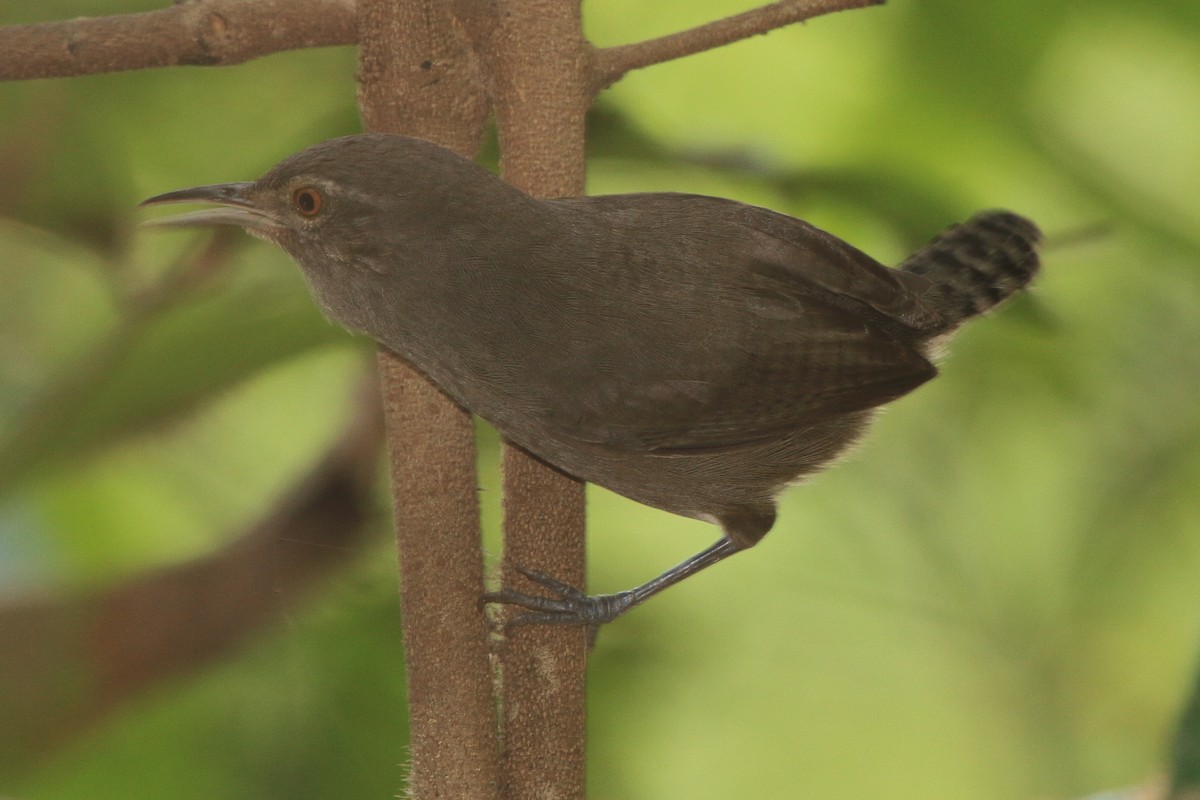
[141,133,1042,627]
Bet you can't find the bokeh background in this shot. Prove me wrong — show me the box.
[2,0,1200,798]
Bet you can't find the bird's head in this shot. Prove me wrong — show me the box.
[140,133,516,275]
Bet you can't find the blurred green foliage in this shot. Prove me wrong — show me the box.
[1,1,1199,798]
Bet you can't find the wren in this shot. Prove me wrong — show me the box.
[142,134,1041,627]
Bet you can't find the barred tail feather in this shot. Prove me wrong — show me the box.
[901,211,1042,332]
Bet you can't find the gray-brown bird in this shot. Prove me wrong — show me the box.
[142,133,1041,627]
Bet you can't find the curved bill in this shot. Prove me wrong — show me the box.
[139,182,279,231]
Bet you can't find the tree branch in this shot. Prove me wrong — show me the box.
[0,375,383,768]
[355,2,501,799]
[0,0,356,81]
[483,1,591,797]
[591,0,883,91]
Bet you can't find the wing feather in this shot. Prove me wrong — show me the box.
[530,194,939,455]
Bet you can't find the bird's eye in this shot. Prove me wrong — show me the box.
[292,187,322,217]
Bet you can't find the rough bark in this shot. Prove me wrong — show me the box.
[356,2,501,799]
[478,2,592,797]
[0,0,356,79]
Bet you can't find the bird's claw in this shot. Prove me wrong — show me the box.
[482,563,637,634]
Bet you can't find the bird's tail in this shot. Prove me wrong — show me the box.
[900,211,1042,333]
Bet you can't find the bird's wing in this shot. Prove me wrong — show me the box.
[545,299,936,454]
[536,198,939,454]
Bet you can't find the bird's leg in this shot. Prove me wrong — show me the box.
[483,537,742,630]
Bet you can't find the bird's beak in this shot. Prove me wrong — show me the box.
[139,182,280,231]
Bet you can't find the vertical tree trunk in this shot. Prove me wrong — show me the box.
[484,2,592,798]
[355,2,501,799]
[358,1,608,796]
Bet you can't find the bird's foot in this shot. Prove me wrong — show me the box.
[482,563,638,631]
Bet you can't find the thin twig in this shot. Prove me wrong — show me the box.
[0,0,356,81]
[591,0,884,91]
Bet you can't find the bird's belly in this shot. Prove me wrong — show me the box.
[499,412,874,523]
